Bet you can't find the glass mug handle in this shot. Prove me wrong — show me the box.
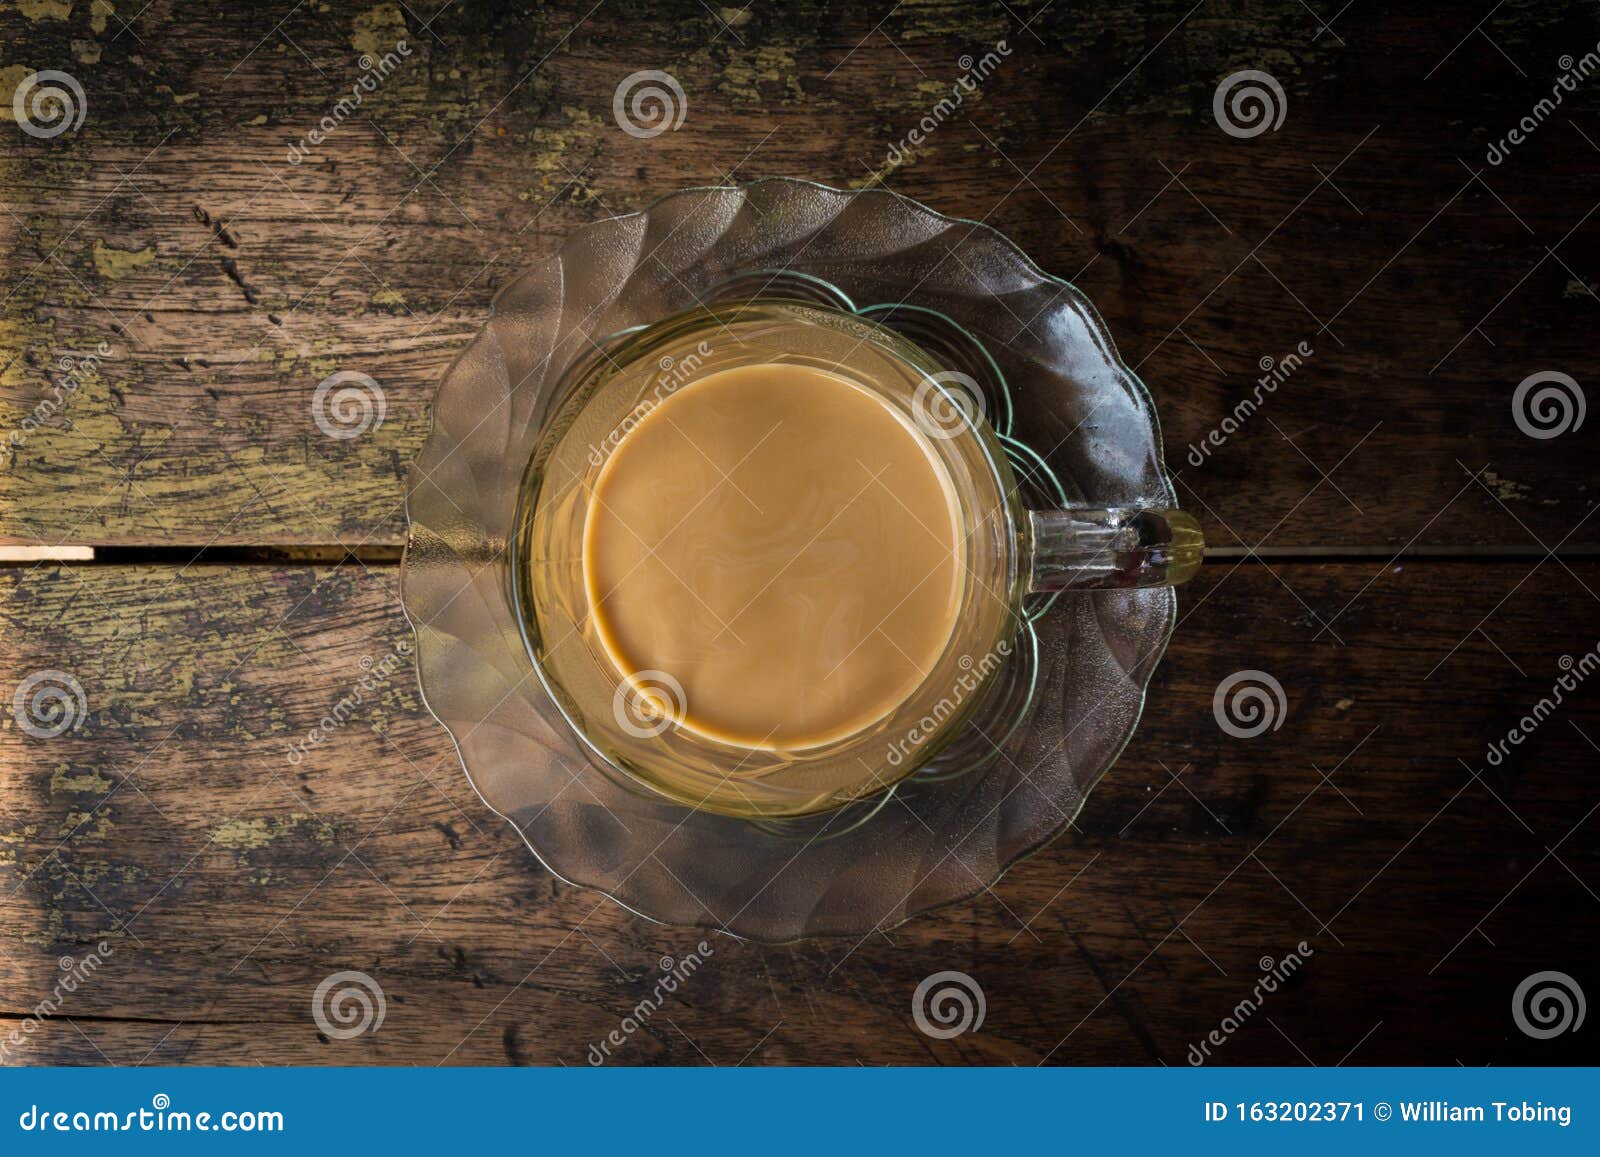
[1026,507,1204,592]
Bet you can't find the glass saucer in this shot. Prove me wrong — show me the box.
[401,178,1178,941]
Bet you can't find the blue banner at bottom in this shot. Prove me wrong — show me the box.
[0,1067,1593,1151]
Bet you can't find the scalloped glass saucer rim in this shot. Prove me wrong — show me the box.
[399,176,1182,941]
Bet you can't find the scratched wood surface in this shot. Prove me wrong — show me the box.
[0,560,1596,1065]
[1,0,1598,547]
[2,0,1599,1067]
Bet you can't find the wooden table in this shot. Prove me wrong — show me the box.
[2,0,1596,1066]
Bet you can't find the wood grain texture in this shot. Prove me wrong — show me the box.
[1,0,1596,547]
[2,558,1596,1065]
[2,0,1597,1075]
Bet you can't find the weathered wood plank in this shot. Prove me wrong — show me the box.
[1,558,1595,1065]
[1,1,1596,547]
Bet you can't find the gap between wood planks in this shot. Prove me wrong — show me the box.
[0,545,404,566]
[1,545,1599,567]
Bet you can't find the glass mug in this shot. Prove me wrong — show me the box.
[513,299,1202,820]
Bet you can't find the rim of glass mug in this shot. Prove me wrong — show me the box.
[510,298,1202,820]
